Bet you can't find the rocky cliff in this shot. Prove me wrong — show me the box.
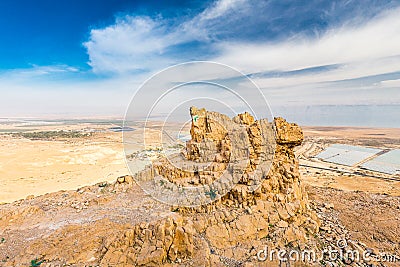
[1,107,320,267]
[101,107,320,266]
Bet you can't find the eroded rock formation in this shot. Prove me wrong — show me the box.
[101,107,320,266]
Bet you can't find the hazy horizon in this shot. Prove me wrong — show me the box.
[1,104,399,128]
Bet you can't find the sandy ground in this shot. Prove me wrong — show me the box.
[0,120,189,203]
[0,132,130,203]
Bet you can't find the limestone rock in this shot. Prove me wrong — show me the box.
[274,117,303,146]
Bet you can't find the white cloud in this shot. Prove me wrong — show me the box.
[198,0,246,20]
[0,65,79,80]
[83,0,247,74]
[84,1,400,89]
[211,6,400,107]
[182,0,247,36]
[214,7,400,73]
[250,56,400,88]
[84,16,175,73]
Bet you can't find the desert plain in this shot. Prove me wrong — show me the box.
[0,118,399,266]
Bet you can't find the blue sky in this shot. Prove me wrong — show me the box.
[0,0,399,126]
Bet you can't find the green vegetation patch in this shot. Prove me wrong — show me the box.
[12,130,91,140]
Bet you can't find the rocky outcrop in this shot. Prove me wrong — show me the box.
[124,107,320,265]
[274,117,303,147]
[101,215,195,266]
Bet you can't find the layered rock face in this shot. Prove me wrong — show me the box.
[100,107,320,266]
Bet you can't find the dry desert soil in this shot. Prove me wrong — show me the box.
[0,121,399,266]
